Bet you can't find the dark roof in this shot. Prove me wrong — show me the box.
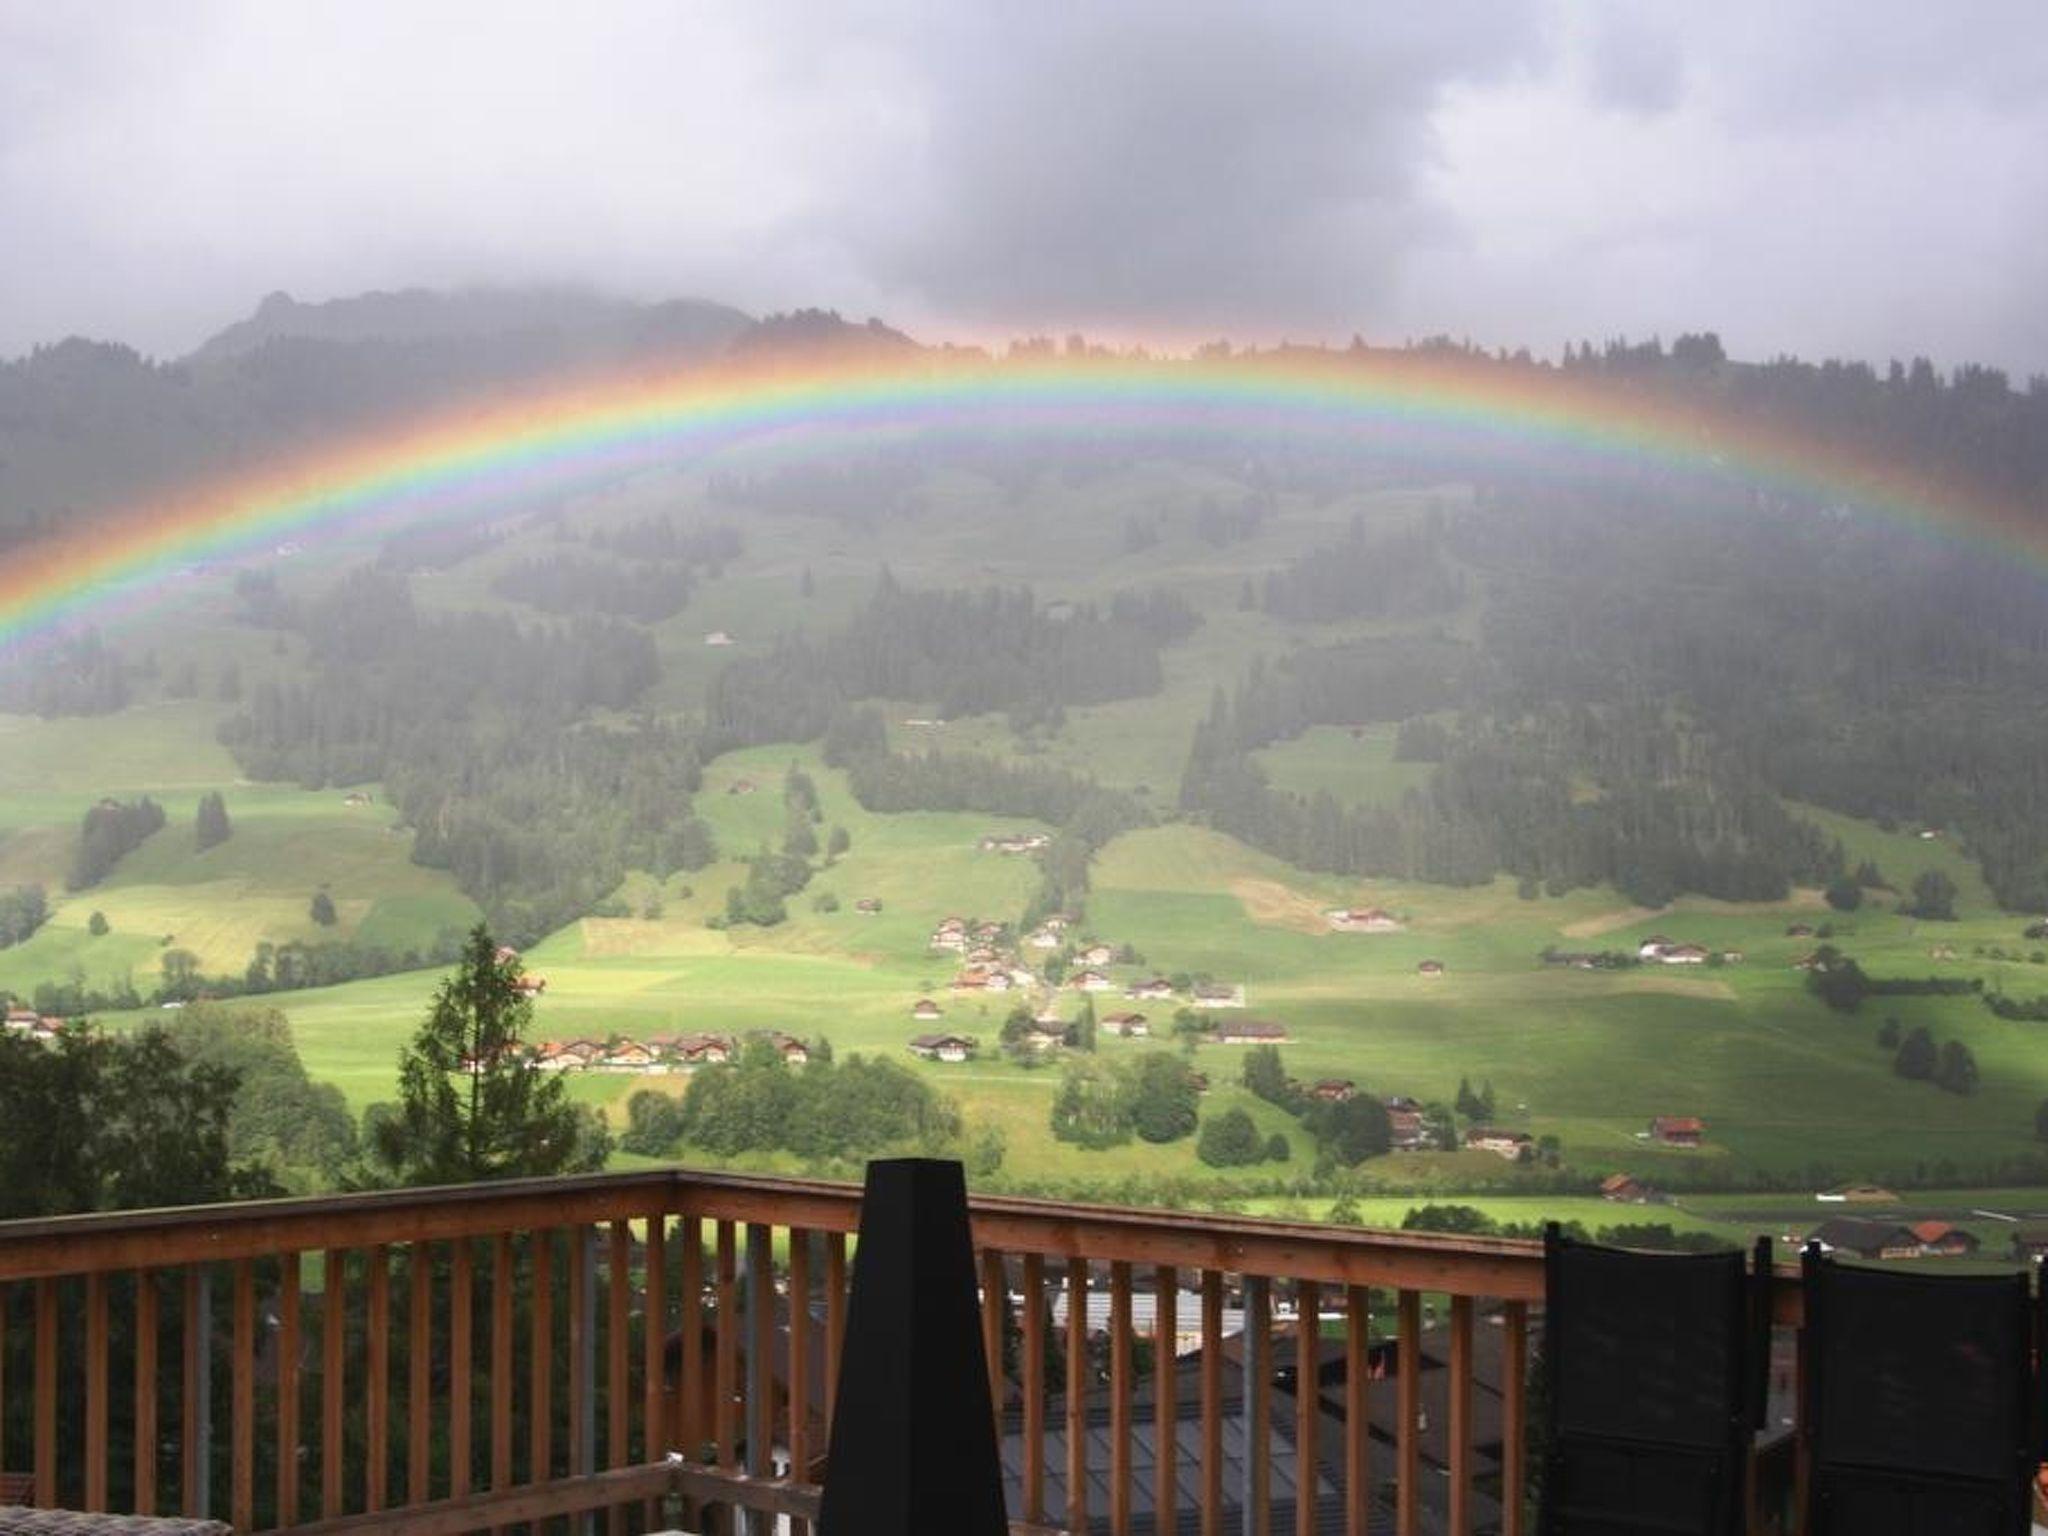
[1810,1217,1917,1255]
[999,1319,1515,1536]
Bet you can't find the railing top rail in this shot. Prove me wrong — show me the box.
[0,1165,1802,1312]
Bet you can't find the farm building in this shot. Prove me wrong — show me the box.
[1808,1219,1921,1260]
[1465,1128,1532,1161]
[908,1033,977,1064]
[1649,1115,1705,1147]
[911,999,943,1021]
[1213,1019,1288,1044]
[1101,1012,1149,1037]
[1327,908,1402,933]
[1908,1221,1979,1257]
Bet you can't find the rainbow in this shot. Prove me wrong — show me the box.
[2,348,2037,657]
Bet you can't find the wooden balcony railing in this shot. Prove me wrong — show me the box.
[0,1169,1806,1535]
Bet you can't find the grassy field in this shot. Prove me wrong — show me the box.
[149,750,2048,1208]
[0,705,477,995]
[12,464,2048,1231]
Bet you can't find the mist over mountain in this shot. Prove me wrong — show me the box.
[189,286,752,364]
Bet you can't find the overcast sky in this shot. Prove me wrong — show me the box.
[4,1,2045,374]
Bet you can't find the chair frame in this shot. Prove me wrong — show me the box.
[1540,1224,1771,1536]
[1797,1243,2043,1536]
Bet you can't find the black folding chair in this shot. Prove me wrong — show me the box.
[1541,1224,1771,1535]
[1801,1245,2040,1536]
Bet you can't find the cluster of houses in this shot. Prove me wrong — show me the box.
[1637,937,1741,965]
[1807,1217,1983,1260]
[526,1031,810,1073]
[931,913,1248,1017]
[2,1005,67,1044]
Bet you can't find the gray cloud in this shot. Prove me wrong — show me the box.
[1,1,2045,372]
[830,3,1547,338]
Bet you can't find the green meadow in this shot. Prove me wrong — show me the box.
[4,459,2046,1243]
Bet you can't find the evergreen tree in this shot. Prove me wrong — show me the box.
[368,926,604,1185]
[1242,1044,1291,1106]
[1069,995,1098,1053]
[1906,870,1958,921]
[309,890,338,926]
[1934,1039,1979,1095]
[783,803,820,860]
[2034,1098,2048,1142]
[195,790,232,851]
[1455,1075,1483,1120]
[1893,1025,1938,1082]
[87,910,109,937]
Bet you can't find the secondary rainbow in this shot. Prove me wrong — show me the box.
[0,348,2035,657]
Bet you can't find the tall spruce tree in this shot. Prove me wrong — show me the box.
[195,790,232,851]
[369,926,603,1185]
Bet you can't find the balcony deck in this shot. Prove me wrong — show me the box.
[0,1168,1809,1535]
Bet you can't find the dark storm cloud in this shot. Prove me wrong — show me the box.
[1,1,2045,371]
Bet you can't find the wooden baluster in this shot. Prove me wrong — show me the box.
[84,1272,109,1511]
[644,1215,668,1467]
[746,1224,774,1485]
[1344,1286,1370,1536]
[1155,1265,1178,1536]
[365,1245,389,1513]
[676,1218,702,1459]
[1296,1280,1320,1536]
[321,1251,345,1518]
[787,1228,810,1493]
[1110,1260,1133,1536]
[1201,1270,1223,1536]
[980,1246,1006,1434]
[823,1232,846,1440]
[1245,1276,1271,1536]
[0,1283,8,1492]
[570,1227,592,1479]
[231,1259,255,1532]
[491,1234,514,1496]
[277,1254,301,1529]
[182,1269,206,1521]
[1447,1296,1473,1536]
[135,1270,159,1516]
[1396,1290,1421,1536]
[446,1239,471,1498]
[1501,1301,1528,1536]
[34,1277,56,1512]
[714,1222,738,1468]
[1066,1257,1088,1534]
[530,1233,553,1486]
[608,1221,631,1481]
[1021,1253,1047,1526]
[408,1245,432,1504]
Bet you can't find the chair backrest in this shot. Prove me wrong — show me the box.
[1802,1247,2037,1536]
[1541,1225,1768,1536]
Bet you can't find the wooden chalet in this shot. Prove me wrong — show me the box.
[1650,1115,1705,1147]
